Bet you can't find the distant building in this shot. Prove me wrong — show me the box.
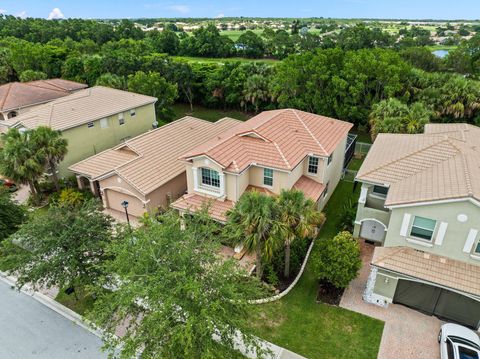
[0,79,87,121]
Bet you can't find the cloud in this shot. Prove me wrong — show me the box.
[0,9,6,15]
[16,10,27,19]
[166,5,190,14]
[48,7,64,20]
[215,13,225,18]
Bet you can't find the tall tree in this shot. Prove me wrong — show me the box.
[30,126,68,191]
[276,190,323,278]
[0,189,25,241]
[128,71,178,121]
[1,199,115,291]
[0,128,44,195]
[226,191,281,278]
[88,210,268,358]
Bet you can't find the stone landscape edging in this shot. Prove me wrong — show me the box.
[249,237,316,305]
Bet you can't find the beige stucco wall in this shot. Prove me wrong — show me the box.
[59,103,155,176]
[145,172,187,212]
[99,174,146,203]
[385,200,480,265]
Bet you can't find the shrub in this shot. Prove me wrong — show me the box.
[339,198,357,232]
[311,231,361,289]
[58,188,85,207]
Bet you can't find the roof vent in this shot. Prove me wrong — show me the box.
[440,257,447,264]
[423,253,430,259]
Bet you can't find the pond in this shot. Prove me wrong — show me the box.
[432,49,450,58]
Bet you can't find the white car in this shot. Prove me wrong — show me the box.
[439,323,480,359]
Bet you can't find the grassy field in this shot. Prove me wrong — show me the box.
[252,181,384,359]
[172,103,252,122]
[172,56,277,65]
[220,29,264,41]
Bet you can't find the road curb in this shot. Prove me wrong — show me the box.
[0,271,104,339]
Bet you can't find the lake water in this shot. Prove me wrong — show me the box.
[432,49,449,58]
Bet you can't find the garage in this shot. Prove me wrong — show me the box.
[393,279,480,329]
[104,190,145,217]
[360,220,386,242]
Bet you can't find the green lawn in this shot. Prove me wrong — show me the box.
[253,181,384,359]
[171,56,277,65]
[347,157,364,171]
[55,286,97,316]
[172,103,252,122]
[220,29,264,41]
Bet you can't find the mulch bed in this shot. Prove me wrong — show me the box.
[316,280,345,305]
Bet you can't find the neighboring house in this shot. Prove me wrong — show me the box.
[171,109,353,222]
[69,116,241,217]
[0,79,87,121]
[354,123,480,328]
[0,86,157,176]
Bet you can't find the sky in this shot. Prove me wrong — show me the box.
[0,0,479,20]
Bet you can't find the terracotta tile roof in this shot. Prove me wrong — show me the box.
[245,185,276,196]
[0,79,87,112]
[1,86,157,131]
[356,124,480,206]
[170,193,234,223]
[181,109,353,173]
[69,117,242,195]
[372,246,480,297]
[292,175,326,202]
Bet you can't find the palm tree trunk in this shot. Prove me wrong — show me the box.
[255,243,263,279]
[49,160,60,192]
[284,244,291,279]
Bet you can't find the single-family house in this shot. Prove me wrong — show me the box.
[354,123,480,328]
[171,109,353,222]
[0,79,87,121]
[0,86,157,176]
[69,116,241,217]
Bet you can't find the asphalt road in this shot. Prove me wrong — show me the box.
[0,280,106,359]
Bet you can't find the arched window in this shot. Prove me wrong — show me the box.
[200,168,220,188]
[7,111,18,119]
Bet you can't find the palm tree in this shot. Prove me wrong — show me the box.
[276,190,324,278]
[31,126,68,191]
[0,128,44,194]
[226,191,280,279]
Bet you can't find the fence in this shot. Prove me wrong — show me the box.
[354,142,372,157]
[342,169,358,182]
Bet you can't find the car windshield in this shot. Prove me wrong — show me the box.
[458,345,479,359]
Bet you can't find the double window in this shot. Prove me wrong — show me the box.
[263,168,273,186]
[410,216,436,241]
[201,168,220,188]
[130,109,136,117]
[308,156,319,174]
[87,121,94,128]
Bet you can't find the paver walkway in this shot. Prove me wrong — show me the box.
[340,240,441,359]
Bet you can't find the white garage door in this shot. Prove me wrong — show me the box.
[360,220,386,242]
[105,190,145,217]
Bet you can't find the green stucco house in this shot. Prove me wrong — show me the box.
[354,123,480,329]
[0,86,157,177]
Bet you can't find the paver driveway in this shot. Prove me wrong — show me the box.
[340,241,442,359]
[0,280,106,359]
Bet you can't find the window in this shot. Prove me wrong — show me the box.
[87,121,94,128]
[263,168,273,186]
[372,185,389,197]
[118,113,125,125]
[323,181,329,198]
[7,111,17,119]
[201,168,220,188]
[327,154,333,166]
[100,118,108,129]
[410,216,436,241]
[475,241,480,254]
[130,109,136,117]
[308,156,319,174]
